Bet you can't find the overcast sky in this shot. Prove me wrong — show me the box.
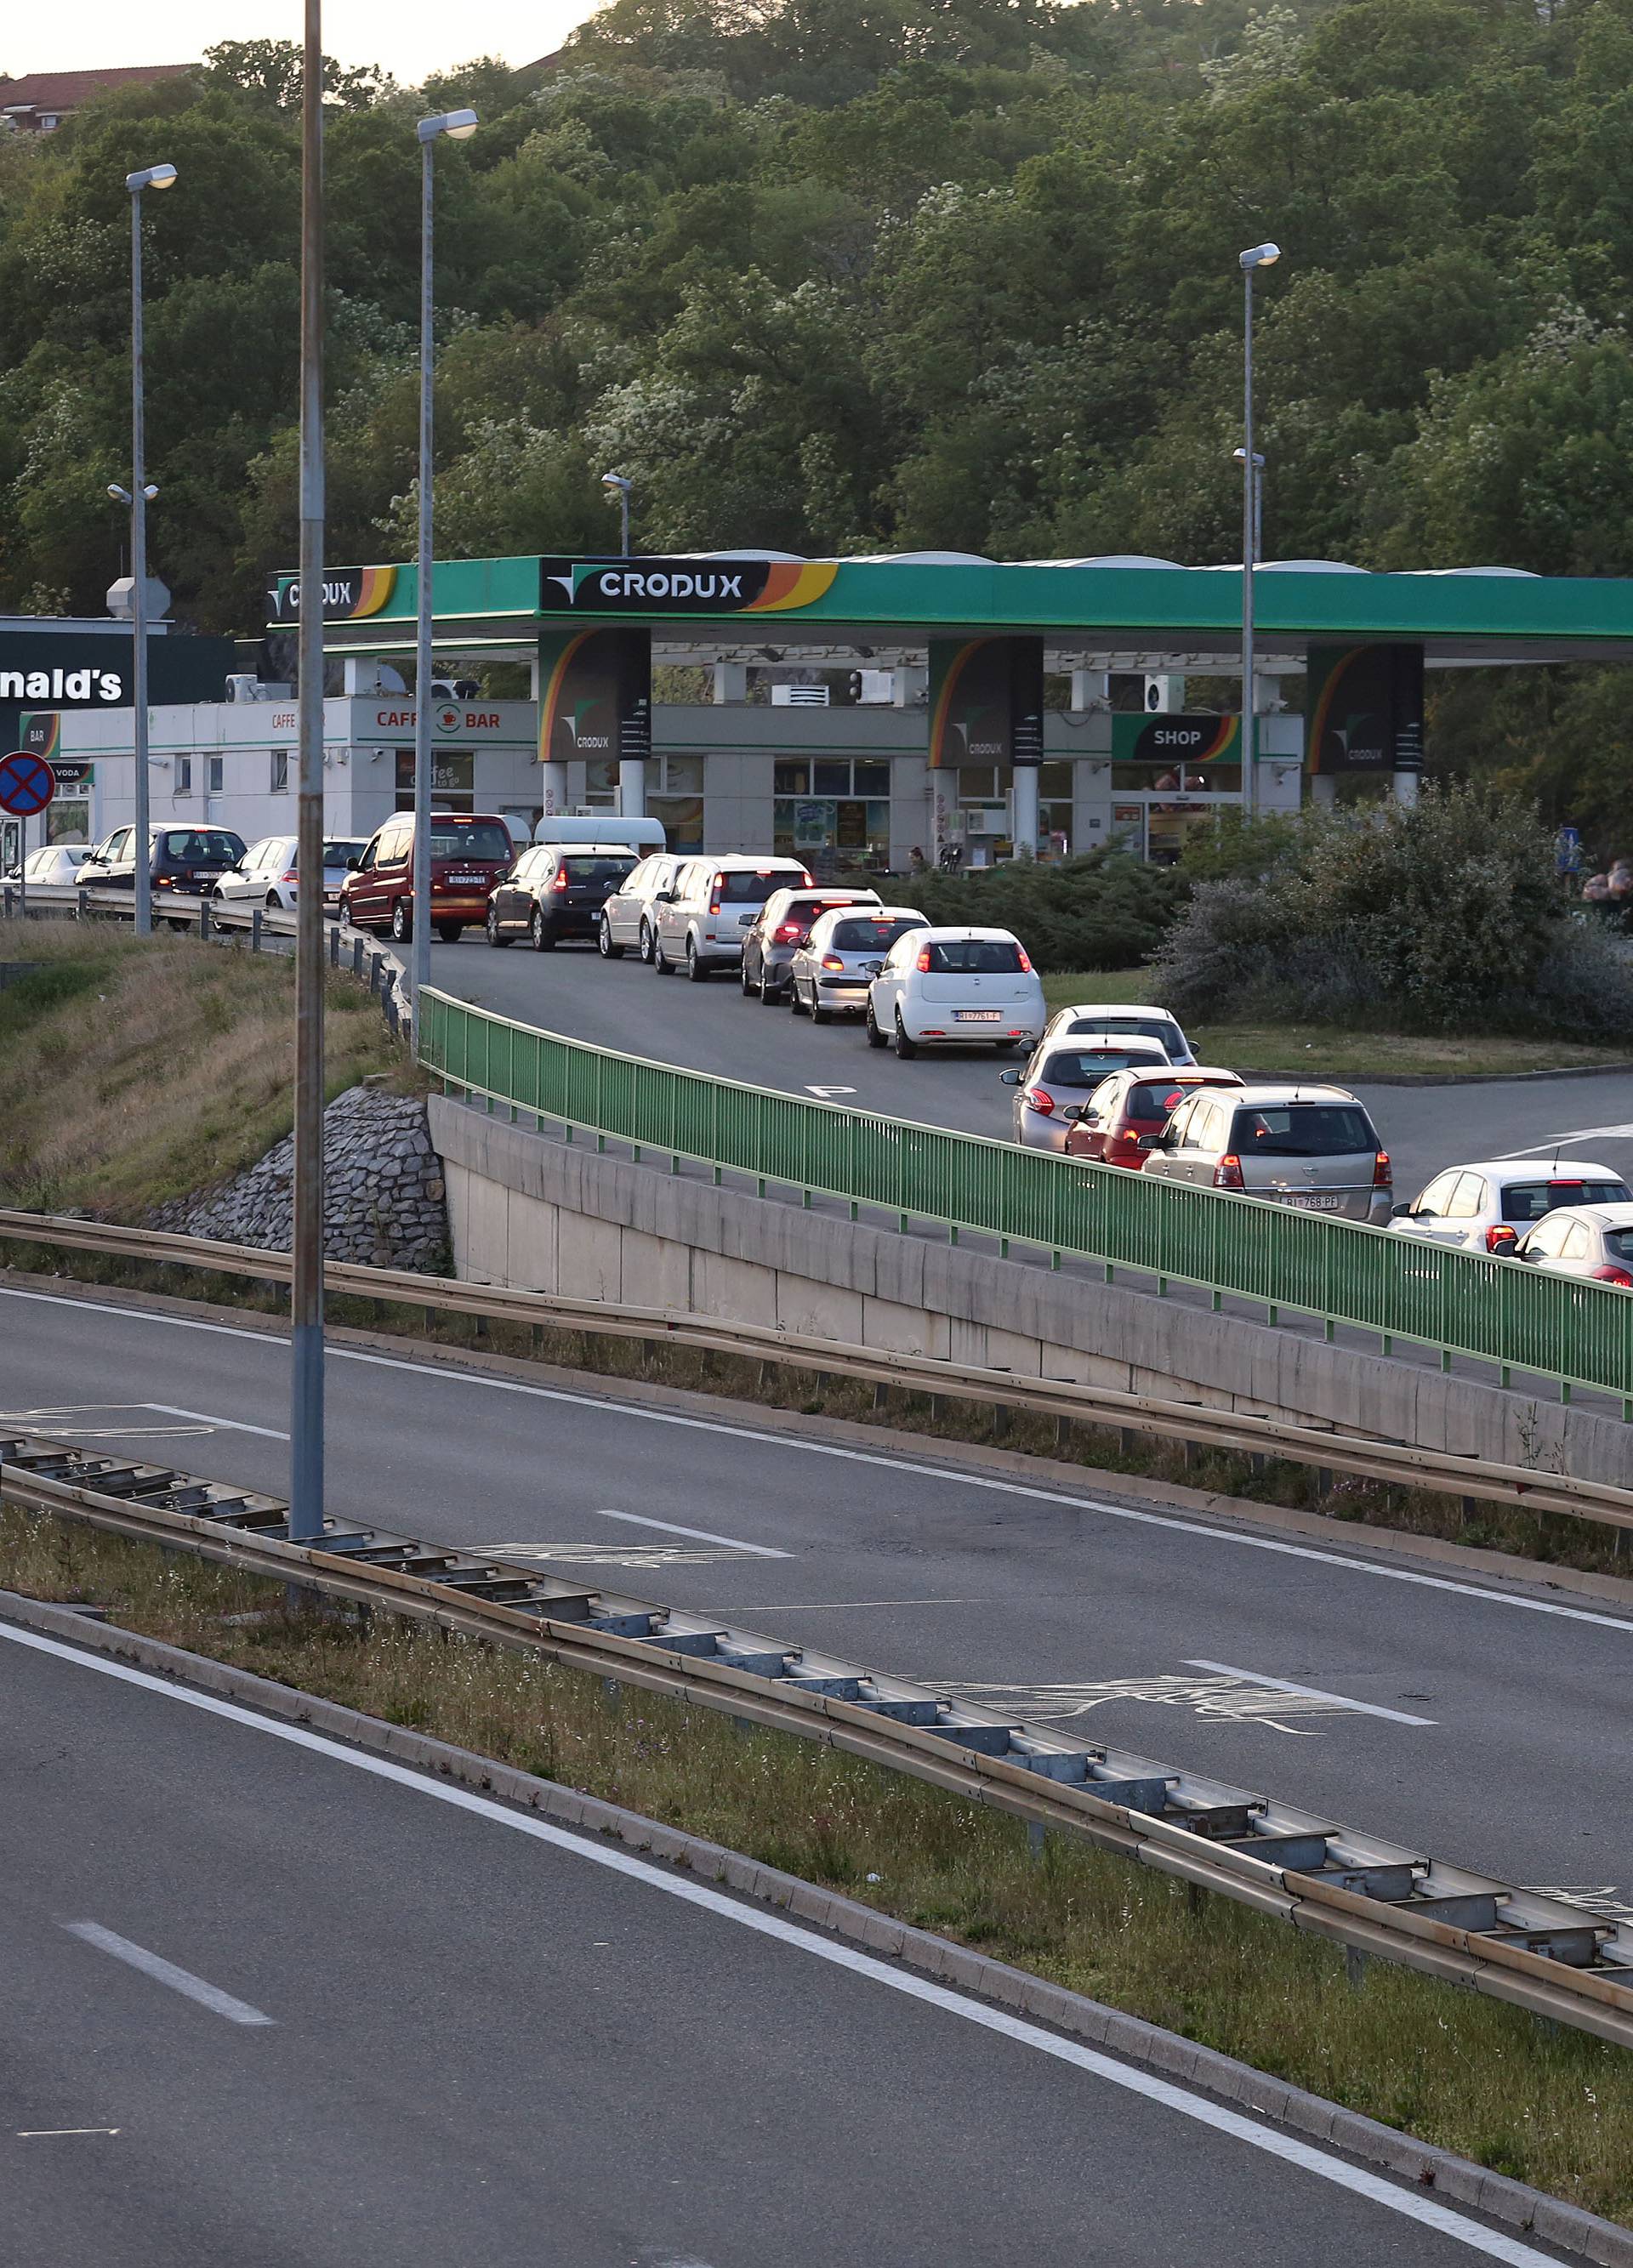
[5,0,604,88]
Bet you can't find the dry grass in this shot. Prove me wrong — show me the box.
[0,918,414,1217]
[5,1501,1630,2228]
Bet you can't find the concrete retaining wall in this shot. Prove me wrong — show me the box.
[430,1094,1629,1485]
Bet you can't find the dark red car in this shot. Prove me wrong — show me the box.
[1064,1066,1243,1168]
[340,811,515,944]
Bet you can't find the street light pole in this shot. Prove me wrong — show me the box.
[601,471,632,557]
[1238,242,1280,821]
[412,106,479,1031]
[124,162,177,937]
[288,0,327,1543]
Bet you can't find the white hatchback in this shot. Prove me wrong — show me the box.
[865,926,1045,1059]
[1389,1159,1632,1255]
[1041,1001,1197,1066]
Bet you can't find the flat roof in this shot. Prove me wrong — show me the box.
[279,554,1633,668]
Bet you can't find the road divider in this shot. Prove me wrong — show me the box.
[3,1425,1630,2052]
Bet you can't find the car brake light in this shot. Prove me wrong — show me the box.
[1016,946,1033,974]
[1548,1181,1585,1203]
[552,871,568,892]
[1024,1087,1055,1116]
[916,947,931,972]
[775,921,803,942]
[821,955,845,971]
[282,869,298,883]
[1485,1225,1518,1253]
[156,874,175,888]
[1592,1265,1633,1287]
[1214,1153,1244,1190]
[1373,1150,1392,1188]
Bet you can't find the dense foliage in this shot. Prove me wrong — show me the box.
[899,848,1188,970]
[8,2,1633,834]
[1151,787,1633,1038]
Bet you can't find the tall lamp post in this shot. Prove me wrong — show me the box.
[1238,242,1280,819]
[123,161,177,937]
[601,470,632,557]
[411,105,479,1028]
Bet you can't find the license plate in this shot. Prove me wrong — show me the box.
[447,873,483,884]
[955,1009,1003,1021]
[1289,1193,1345,1211]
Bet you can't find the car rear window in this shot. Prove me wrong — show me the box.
[430,821,512,861]
[1068,1015,1176,1046]
[831,916,925,951]
[1604,1229,1633,1263]
[1126,1079,1201,1123]
[925,939,1024,974]
[1501,1179,1632,1222]
[160,829,243,861]
[714,867,801,903]
[561,856,635,884]
[323,838,367,866]
[1232,1105,1376,1157]
[1044,1049,1155,1086]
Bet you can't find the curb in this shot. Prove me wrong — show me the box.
[1238,1061,1633,1089]
[6,1265,1630,1618]
[2,1587,1627,2268]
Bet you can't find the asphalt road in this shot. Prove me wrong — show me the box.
[424,934,1633,1200]
[6,1282,1630,1923]
[1,1624,1573,2268]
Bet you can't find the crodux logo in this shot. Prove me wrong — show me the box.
[538,555,838,617]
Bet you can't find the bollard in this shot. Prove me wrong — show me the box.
[198,898,212,940]
[352,935,364,977]
[368,952,383,997]
[251,907,263,952]
[329,923,339,967]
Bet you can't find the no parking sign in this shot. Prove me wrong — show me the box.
[0,750,56,818]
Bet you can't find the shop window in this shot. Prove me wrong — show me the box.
[853,759,890,796]
[270,749,289,793]
[650,794,704,849]
[1038,760,1073,799]
[207,756,224,794]
[657,754,704,795]
[773,759,809,795]
[813,759,852,796]
[175,756,193,794]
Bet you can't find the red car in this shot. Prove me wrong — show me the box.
[340,812,515,944]
[1064,1066,1243,1168]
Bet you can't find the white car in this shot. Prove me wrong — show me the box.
[213,834,300,908]
[865,925,1045,1059]
[788,904,929,1021]
[599,853,686,961]
[1042,1001,1197,1066]
[1000,1032,1174,1151]
[652,854,813,980]
[5,843,91,890]
[1388,1159,1631,1255]
[1513,1202,1633,1287]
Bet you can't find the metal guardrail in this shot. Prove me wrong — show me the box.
[2,1206,1629,1533]
[420,987,1633,1413]
[3,1430,1630,2049]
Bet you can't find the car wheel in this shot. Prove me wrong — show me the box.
[811,996,832,1026]
[893,1011,918,1060]
[530,907,553,952]
[758,968,781,1004]
[654,929,673,975]
[598,915,623,960]
[739,959,755,996]
[639,923,656,965]
[865,1002,888,1049]
[266,892,282,911]
[686,938,708,981]
[390,899,412,944]
[789,981,807,1016]
[486,907,512,949]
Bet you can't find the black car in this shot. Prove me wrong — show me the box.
[82,824,248,911]
[484,841,638,950]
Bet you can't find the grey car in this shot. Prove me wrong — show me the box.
[788,904,928,1020]
[1000,1033,1172,1151]
[1141,1082,1392,1223]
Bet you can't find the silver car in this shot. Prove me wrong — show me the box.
[788,905,928,1021]
[1042,1001,1197,1066]
[1513,1202,1633,1287]
[999,1033,1173,1151]
[1142,1082,1392,1224]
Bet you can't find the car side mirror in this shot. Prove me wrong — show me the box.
[1391,1202,1413,1219]
[1061,1103,1087,1123]
[346,855,361,870]
[997,1068,1022,1086]
[862,959,884,975]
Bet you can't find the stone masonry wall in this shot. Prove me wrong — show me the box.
[162,1084,447,1269]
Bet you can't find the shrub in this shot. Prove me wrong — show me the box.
[891,850,1188,973]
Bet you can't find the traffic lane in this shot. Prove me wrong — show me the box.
[5,1282,1631,1900]
[432,933,1633,1197]
[428,929,1026,1137]
[6,1629,1551,2268]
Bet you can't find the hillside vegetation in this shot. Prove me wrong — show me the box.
[7,1,1633,834]
[0,924,408,1219]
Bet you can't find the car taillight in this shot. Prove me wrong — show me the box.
[156,874,175,888]
[1373,1151,1392,1188]
[282,869,298,883]
[775,922,802,942]
[1485,1225,1518,1253]
[1591,1265,1633,1286]
[552,871,568,892]
[1214,1153,1244,1190]
[821,955,845,971]
[1024,1087,1054,1116]
[916,947,931,972]
[1016,946,1033,973]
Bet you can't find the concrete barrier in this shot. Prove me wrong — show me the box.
[430,1094,1628,1485]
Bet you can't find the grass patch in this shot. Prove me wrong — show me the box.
[4,1500,1630,2229]
[0,918,417,1218]
[1040,970,1630,1078]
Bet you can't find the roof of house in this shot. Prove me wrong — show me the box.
[0,64,191,113]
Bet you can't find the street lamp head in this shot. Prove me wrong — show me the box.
[1232,448,1266,466]
[126,162,178,194]
[418,107,480,142]
[1238,241,1281,270]
[108,483,130,503]
[600,471,633,493]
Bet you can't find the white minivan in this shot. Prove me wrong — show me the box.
[651,854,812,981]
[865,926,1045,1058]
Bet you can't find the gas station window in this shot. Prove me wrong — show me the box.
[854,760,890,796]
[657,754,703,796]
[813,759,852,796]
[584,757,618,807]
[650,795,703,848]
[774,759,809,794]
[395,749,474,812]
[1039,761,1073,799]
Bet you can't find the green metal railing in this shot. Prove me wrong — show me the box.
[419,987,1633,1408]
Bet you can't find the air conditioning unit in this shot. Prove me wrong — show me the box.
[225,675,259,703]
[771,684,830,707]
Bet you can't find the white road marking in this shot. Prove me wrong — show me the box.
[736,1597,979,1610]
[1496,1123,1633,1155]
[62,1922,275,2027]
[145,1403,289,1441]
[1521,1884,1633,1924]
[474,1542,752,1570]
[947,1674,1359,1737]
[4,1623,1567,2265]
[804,1084,857,1098]
[578,1508,791,1558]
[1182,1661,1437,1726]
[17,2128,121,2137]
[3,1282,1630,1634]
